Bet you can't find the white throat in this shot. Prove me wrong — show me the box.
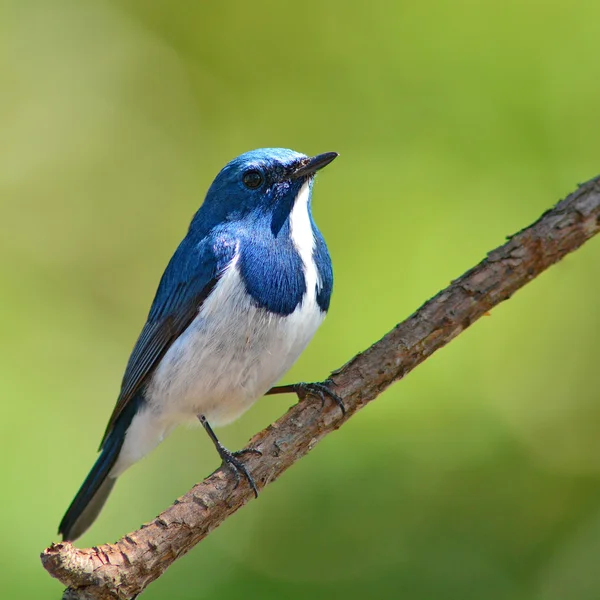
[289,181,319,300]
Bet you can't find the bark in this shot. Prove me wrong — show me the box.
[41,176,600,599]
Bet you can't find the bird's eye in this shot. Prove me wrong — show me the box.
[242,169,264,189]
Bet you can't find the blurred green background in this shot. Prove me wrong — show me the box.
[1,0,600,598]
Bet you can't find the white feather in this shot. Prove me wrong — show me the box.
[114,181,324,477]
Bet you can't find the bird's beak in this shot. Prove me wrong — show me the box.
[291,152,339,179]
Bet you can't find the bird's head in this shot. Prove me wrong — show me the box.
[192,148,338,235]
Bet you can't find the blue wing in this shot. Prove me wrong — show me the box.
[99,231,237,447]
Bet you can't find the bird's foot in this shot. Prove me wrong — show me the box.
[198,415,261,498]
[266,380,346,416]
[216,446,261,498]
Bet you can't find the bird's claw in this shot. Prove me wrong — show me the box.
[198,414,261,498]
[295,381,346,416]
[218,447,261,498]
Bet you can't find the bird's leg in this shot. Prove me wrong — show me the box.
[198,415,261,498]
[265,380,346,416]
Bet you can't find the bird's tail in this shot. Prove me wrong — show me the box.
[58,395,142,541]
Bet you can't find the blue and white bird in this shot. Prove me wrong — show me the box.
[59,148,340,541]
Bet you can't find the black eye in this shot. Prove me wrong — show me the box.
[242,169,264,189]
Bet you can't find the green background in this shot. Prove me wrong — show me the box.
[1,1,600,598]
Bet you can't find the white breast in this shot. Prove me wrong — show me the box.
[289,181,320,300]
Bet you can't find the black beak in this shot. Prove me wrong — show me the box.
[291,152,339,179]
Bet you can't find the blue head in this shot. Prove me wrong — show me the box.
[190,148,338,237]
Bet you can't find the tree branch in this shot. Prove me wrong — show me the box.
[42,176,600,599]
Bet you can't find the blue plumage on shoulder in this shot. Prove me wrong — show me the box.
[313,226,333,312]
[238,220,306,316]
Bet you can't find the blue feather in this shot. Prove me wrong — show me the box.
[238,216,307,315]
[58,393,144,541]
[100,233,237,447]
[313,226,333,312]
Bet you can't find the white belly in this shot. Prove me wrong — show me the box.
[147,258,324,426]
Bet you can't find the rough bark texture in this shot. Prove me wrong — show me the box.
[42,176,600,599]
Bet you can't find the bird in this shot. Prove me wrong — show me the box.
[58,148,341,541]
